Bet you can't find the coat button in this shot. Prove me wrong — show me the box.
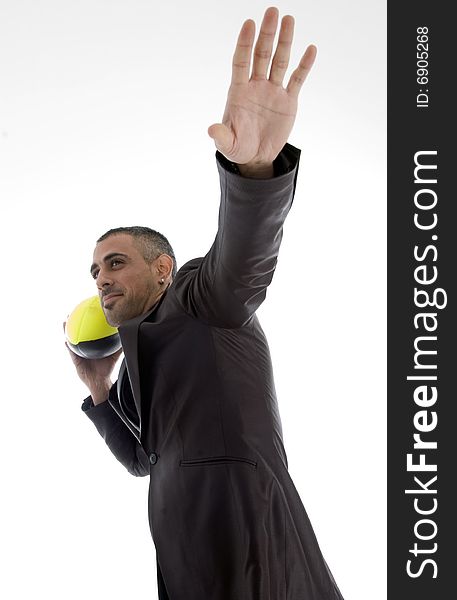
[149,452,158,465]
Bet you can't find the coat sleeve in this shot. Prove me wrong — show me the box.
[81,386,150,477]
[172,143,301,328]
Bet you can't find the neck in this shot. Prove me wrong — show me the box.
[147,283,169,312]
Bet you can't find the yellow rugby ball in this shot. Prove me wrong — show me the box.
[65,295,122,359]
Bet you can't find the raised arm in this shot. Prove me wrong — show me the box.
[173,142,300,327]
[172,8,315,327]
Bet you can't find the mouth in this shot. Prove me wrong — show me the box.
[102,293,123,308]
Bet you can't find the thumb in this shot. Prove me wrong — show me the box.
[207,123,235,157]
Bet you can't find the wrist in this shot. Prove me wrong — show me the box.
[237,161,274,179]
[89,379,112,406]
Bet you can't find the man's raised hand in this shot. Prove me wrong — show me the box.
[208,6,316,173]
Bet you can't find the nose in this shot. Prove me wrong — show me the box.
[95,267,114,290]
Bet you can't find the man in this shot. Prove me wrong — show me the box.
[67,7,344,600]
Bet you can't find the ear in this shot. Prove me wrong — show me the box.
[154,254,174,283]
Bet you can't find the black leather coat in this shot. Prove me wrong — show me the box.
[82,144,344,600]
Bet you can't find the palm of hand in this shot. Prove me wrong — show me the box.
[208,7,316,167]
[221,79,298,165]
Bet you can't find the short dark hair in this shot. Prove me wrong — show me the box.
[97,226,177,278]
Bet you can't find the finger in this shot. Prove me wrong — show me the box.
[269,15,294,86]
[207,123,235,157]
[251,6,279,80]
[286,44,317,98]
[231,19,255,85]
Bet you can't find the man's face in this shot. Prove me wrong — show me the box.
[91,234,160,327]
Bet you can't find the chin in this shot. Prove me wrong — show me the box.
[103,310,120,328]
[109,311,137,328]
[104,304,140,327]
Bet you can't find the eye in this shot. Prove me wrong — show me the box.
[91,270,99,280]
[111,259,123,268]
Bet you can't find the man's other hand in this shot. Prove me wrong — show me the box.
[208,6,316,172]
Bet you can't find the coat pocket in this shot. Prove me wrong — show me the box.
[179,455,257,469]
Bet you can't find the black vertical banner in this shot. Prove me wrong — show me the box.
[388,2,456,598]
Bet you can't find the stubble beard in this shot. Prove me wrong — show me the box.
[102,281,160,327]
[103,306,122,328]
[103,293,152,328]
[102,297,131,328]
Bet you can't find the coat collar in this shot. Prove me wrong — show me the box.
[117,288,169,431]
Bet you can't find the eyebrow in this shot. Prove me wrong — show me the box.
[90,252,129,276]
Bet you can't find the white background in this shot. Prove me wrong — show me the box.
[0,1,385,598]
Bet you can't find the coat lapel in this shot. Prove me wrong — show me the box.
[118,312,146,432]
[117,288,169,437]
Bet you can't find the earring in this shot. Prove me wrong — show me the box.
[159,277,165,285]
